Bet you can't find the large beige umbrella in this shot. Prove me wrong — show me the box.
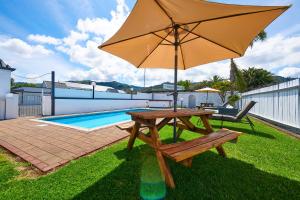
[99,0,289,140]
[196,87,220,103]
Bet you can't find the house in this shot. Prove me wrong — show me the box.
[42,81,124,93]
[0,59,17,120]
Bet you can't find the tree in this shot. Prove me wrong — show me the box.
[11,82,38,89]
[212,80,232,103]
[242,67,275,90]
[229,31,267,93]
[178,80,192,90]
[249,31,267,47]
[210,75,223,84]
[229,59,247,94]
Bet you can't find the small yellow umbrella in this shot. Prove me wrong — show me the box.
[196,87,220,103]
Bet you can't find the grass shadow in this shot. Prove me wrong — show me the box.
[210,120,276,139]
[72,145,300,200]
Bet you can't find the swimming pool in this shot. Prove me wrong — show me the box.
[39,108,150,131]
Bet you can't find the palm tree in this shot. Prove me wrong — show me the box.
[210,75,223,84]
[178,80,192,90]
[242,67,274,90]
[229,31,267,93]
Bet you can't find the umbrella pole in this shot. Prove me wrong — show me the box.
[173,24,179,143]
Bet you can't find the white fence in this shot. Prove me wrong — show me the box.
[240,79,300,129]
[53,88,223,115]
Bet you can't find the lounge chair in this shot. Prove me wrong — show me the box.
[202,100,239,116]
[204,100,230,109]
[210,101,257,132]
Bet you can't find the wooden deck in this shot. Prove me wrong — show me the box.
[0,117,129,172]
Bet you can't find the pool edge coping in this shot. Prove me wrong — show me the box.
[31,107,154,132]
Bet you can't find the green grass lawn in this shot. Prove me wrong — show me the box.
[0,117,299,200]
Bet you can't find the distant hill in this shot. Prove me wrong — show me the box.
[272,76,296,83]
[69,80,143,92]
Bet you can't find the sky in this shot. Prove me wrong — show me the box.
[0,0,300,86]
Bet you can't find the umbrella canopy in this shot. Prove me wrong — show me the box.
[99,0,289,141]
[196,87,220,93]
[99,0,289,69]
[196,87,220,104]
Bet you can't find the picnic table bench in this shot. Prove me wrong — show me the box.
[125,109,242,188]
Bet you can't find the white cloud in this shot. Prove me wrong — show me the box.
[76,0,128,40]
[0,36,81,82]
[0,37,52,58]
[234,34,300,72]
[278,67,300,78]
[62,31,89,47]
[2,0,300,87]
[28,34,62,45]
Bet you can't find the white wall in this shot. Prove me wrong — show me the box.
[0,69,12,120]
[42,96,52,116]
[0,100,5,120]
[5,94,18,119]
[53,88,224,115]
[0,69,11,99]
[241,79,300,129]
[55,99,170,115]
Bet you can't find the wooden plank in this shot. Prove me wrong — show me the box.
[132,117,156,127]
[159,129,234,151]
[216,146,226,157]
[127,109,214,120]
[169,133,241,162]
[200,115,214,133]
[157,117,173,130]
[161,130,235,155]
[178,116,195,130]
[180,158,193,168]
[168,121,210,135]
[127,122,141,150]
[137,132,154,147]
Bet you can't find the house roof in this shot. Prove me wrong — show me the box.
[42,81,123,93]
[43,81,68,89]
[12,87,51,94]
[0,59,15,71]
[63,81,115,92]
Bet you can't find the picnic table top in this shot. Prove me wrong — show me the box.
[127,109,214,120]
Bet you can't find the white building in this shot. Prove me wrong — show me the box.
[0,59,16,120]
[42,81,125,93]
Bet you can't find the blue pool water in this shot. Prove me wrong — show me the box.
[42,108,150,130]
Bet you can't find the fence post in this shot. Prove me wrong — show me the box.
[51,71,55,116]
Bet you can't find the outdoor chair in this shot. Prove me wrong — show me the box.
[210,101,257,132]
[202,100,239,116]
[204,100,230,109]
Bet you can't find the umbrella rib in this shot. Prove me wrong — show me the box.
[154,0,173,22]
[99,27,171,48]
[183,6,289,27]
[151,32,173,44]
[181,36,201,45]
[137,29,174,68]
[179,22,201,43]
[178,26,242,56]
[100,6,288,49]
[179,44,186,70]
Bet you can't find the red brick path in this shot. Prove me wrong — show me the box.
[0,118,129,172]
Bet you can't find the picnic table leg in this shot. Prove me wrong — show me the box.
[200,115,227,157]
[216,146,226,157]
[200,115,214,133]
[150,126,175,188]
[127,122,141,150]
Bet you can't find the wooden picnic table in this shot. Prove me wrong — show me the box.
[125,109,241,188]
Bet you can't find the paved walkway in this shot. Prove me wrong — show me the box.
[0,118,129,172]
